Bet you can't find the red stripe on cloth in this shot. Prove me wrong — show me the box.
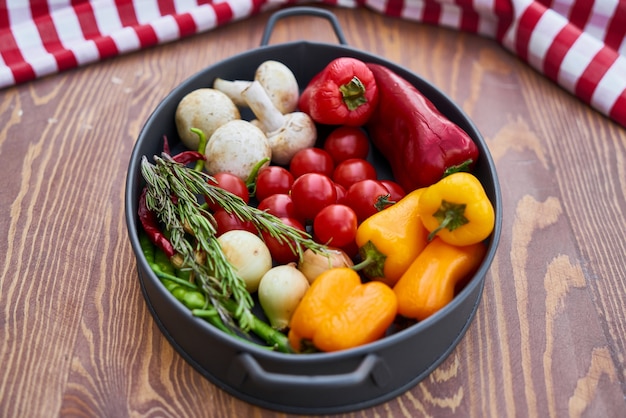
[197,0,234,25]
[115,0,138,26]
[209,1,234,25]
[93,38,120,59]
[385,0,404,17]
[493,0,514,41]
[30,2,78,71]
[156,0,197,38]
[574,47,617,104]
[604,2,626,53]
[452,0,479,33]
[134,24,160,47]
[71,0,119,59]
[459,10,479,33]
[567,0,594,31]
[608,91,626,127]
[514,1,544,63]
[543,23,580,82]
[250,0,268,15]
[0,5,36,83]
[421,0,442,25]
[173,13,198,38]
[114,0,158,47]
[157,0,177,15]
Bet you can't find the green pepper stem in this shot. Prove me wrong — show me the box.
[442,159,473,178]
[428,200,469,241]
[351,255,375,272]
[245,157,270,197]
[190,128,208,172]
[355,240,386,277]
[340,76,368,111]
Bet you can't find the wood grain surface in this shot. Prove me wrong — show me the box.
[1,6,625,417]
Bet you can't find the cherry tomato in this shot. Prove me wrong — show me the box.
[344,179,392,223]
[323,126,370,164]
[213,209,257,236]
[332,158,377,190]
[261,217,306,264]
[207,172,249,211]
[290,173,337,221]
[257,194,300,220]
[313,204,358,247]
[255,166,294,202]
[380,180,406,203]
[289,148,335,178]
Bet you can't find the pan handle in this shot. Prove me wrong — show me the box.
[228,352,391,389]
[260,6,348,46]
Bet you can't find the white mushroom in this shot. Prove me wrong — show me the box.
[175,88,240,151]
[211,79,250,107]
[204,119,271,180]
[242,81,317,166]
[213,60,299,114]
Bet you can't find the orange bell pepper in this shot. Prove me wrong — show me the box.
[288,267,397,352]
[355,188,430,286]
[418,172,495,246]
[393,238,486,321]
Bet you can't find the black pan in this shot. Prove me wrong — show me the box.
[125,7,502,415]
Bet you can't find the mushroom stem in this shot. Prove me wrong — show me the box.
[242,81,286,133]
[213,78,251,107]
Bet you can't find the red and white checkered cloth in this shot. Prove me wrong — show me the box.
[1,0,625,127]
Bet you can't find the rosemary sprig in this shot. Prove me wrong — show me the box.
[141,155,254,330]
[140,153,329,334]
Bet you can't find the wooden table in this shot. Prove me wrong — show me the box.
[2,5,625,417]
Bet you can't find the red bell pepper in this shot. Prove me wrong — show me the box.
[298,57,378,126]
[365,63,479,192]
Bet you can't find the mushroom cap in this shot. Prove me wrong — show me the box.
[175,88,240,150]
[255,60,299,114]
[267,112,317,165]
[205,120,271,180]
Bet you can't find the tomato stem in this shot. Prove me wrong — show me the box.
[374,193,394,211]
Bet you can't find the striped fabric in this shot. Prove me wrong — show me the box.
[0,0,624,127]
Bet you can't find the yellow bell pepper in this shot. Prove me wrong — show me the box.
[288,267,397,352]
[393,237,486,320]
[355,188,430,286]
[418,172,495,246]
